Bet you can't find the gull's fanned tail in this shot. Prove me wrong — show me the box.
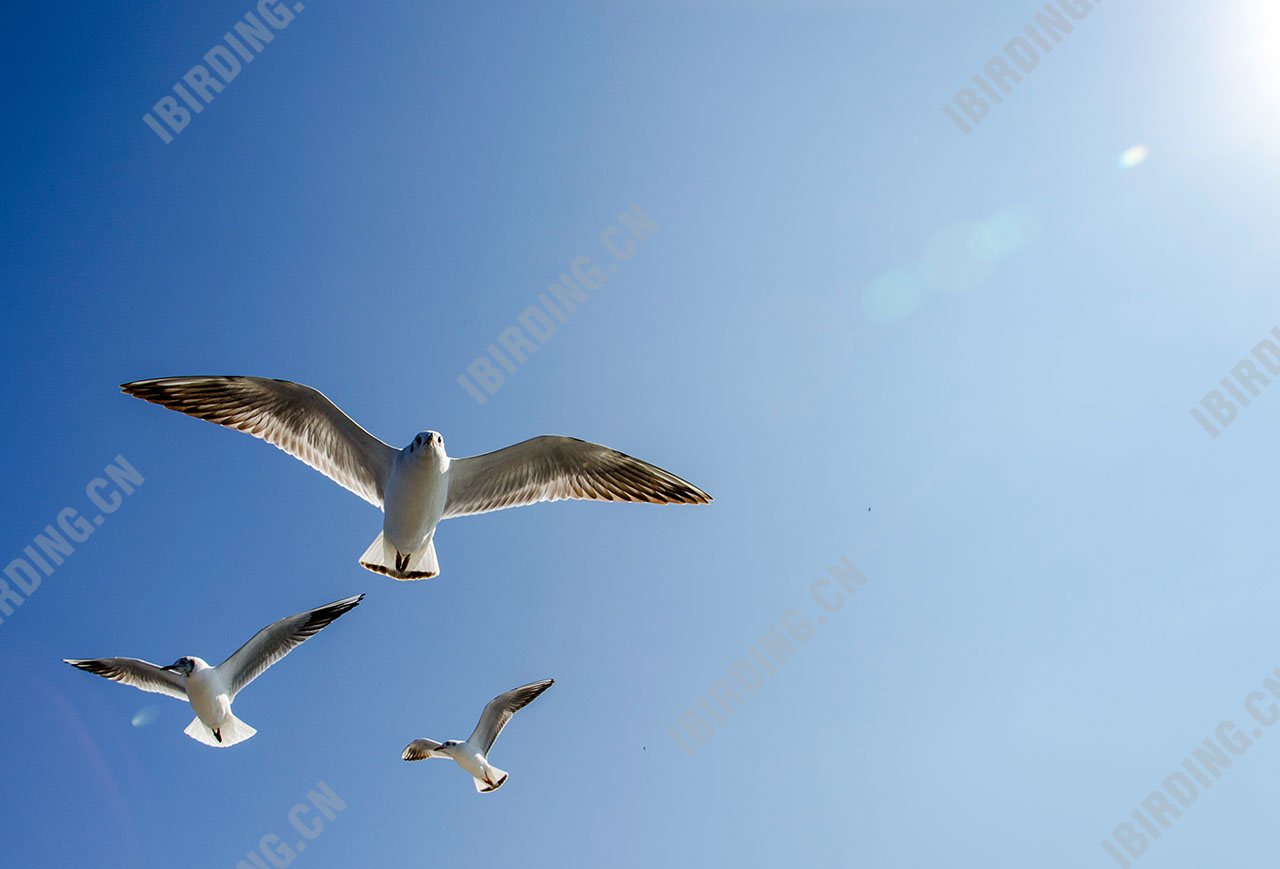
[475,766,509,793]
[359,532,438,580]
[184,713,256,747]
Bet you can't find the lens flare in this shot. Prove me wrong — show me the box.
[859,206,1036,324]
[1117,144,1149,169]
[131,706,160,727]
[861,267,929,323]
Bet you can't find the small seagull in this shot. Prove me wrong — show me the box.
[402,679,553,792]
[120,377,711,580]
[64,594,363,747]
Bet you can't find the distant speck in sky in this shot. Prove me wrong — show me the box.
[1118,144,1150,169]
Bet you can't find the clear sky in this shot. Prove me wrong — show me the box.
[4,1,1280,867]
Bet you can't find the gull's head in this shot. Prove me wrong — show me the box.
[439,740,460,750]
[408,431,443,456]
[163,656,197,676]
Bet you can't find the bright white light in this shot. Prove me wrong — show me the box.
[1118,144,1149,169]
[1215,2,1280,146]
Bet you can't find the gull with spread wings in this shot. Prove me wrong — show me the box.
[64,594,363,747]
[402,679,554,792]
[121,376,712,580]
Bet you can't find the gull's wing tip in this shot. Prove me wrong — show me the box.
[666,487,711,505]
[63,658,106,674]
[524,678,555,697]
[327,593,366,614]
[310,593,366,623]
[402,739,441,761]
[119,377,177,398]
[120,375,251,393]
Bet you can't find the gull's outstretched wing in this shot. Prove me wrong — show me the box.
[467,679,554,755]
[443,436,710,519]
[121,376,398,508]
[401,738,445,761]
[217,594,364,698]
[63,658,188,701]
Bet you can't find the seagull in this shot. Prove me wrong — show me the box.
[402,679,553,792]
[64,594,363,747]
[120,376,712,580]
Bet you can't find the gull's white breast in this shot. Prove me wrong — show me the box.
[454,748,491,781]
[187,668,232,728]
[383,448,450,553]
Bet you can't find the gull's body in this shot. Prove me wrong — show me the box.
[121,376,712,580]
[402,679,553,793]
[441,744,504,791]
[64,594,363,747]
[185,658,233,736]
[380,434,450,574]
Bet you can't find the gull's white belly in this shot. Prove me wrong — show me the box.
[187,669,232,728]
[384,457,449,553]
[454,750,491,782]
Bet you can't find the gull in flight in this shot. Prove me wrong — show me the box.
[121,376,712,580]
[64,594,363,747]
[402,679,554,792]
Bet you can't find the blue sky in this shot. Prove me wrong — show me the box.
[4,1,1280,866]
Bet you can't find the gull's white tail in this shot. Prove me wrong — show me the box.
[184,714,257,748]
[359,532,439,580]
[474,765,509,793]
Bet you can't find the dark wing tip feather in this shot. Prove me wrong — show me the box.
[511,678,555,709]
[63,658,131,681]
[401,740,437,761]
[121,376,224,397]
[65,658,114,677]
[299,594,364,635]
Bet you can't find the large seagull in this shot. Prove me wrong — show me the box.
[402,678,554,792]
[121,376,712,580]
[64,594,363,747]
